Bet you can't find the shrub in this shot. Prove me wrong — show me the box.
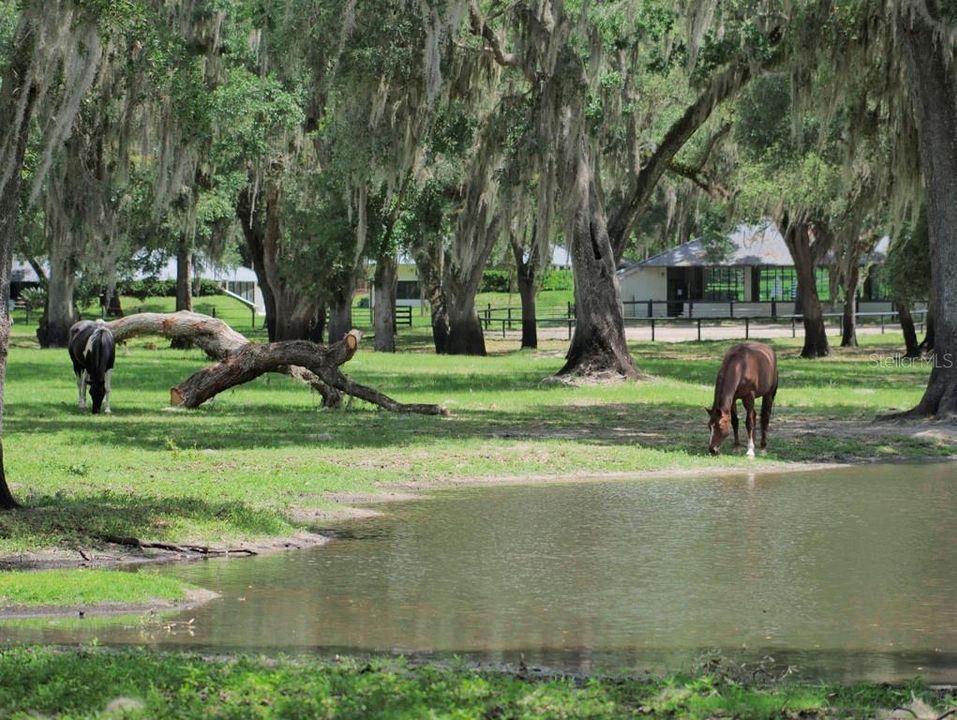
[541,269,573,291]
[17,286,46,310]
[480,269,511,293]
[119,279,222,299]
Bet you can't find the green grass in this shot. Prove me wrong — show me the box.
[0,648,952,719]
[0,569,190,607]
[0,308,951,557]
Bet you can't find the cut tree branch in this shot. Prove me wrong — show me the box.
[107,311,446,415]
[107,311,341,406]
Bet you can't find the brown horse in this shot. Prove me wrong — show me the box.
[707,342,778,457]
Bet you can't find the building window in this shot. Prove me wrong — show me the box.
[759,268,797,301]
[396,281,420,300]
[758,267,830,301]
[861,268,889,301]
[702,267,744,301]
[815,267,831,301]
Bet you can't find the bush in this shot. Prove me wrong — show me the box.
[119,279,222,299]
[480,269,511,293]
[541,269,573,291]
[17,286,46,310]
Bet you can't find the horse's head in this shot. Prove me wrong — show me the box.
[706,406,730,455]
[89,379,107,415]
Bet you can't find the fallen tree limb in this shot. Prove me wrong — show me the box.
[107,311,343,406]
[108,312,248,359]
[326,368,449,415]
[171,330,448,415]
[100,534,258,556]
[171,332,361,408]
[107,311,446,415]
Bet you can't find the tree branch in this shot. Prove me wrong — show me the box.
[468,0,520,68]
[607,61,754,259]
[667,160,731,200]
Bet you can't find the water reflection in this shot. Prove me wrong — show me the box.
[3,463,956,682]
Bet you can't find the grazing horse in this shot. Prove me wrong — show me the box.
[707,342,778,457]
[68,320,115,414]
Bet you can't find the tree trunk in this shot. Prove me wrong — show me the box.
[442,234,495,356]
[919,301,935,354]
[840,262,860,348]
[517,268,537,350]
[0,21,39,509]
[175,238,193,312]
[37,247,76,348]
[430,296,450,354]
[445,298,486,356]
[237,182,318,341]
[327,281,355,345]
[412,241,450,354]
[373,253,397,352]
[308,308,325,344]
[894,1,957,417]
[170,238,194,350]
[102,289,123,318]
[0,317,15,510]
[898,300,920,358]
[510,231,538,350]
[237,188,278,340]
[782,218,830,358]
[559,146,639,378]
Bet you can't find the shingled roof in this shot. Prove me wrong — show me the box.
[626,223,890,270]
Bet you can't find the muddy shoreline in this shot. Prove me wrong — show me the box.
[0,588,221,620]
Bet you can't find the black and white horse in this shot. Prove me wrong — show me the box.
[68,320,115,414]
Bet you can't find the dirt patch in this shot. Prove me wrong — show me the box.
[0,530,330,572]
[384,460,852,491]
[0,587,220,620]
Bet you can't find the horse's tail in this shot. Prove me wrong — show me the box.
[86,327,115,414]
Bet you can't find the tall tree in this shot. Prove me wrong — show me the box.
[894,0,957,416]
[467,0,785,377]
[0,1,120,508]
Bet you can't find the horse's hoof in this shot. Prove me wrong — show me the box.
[747,449,756,458]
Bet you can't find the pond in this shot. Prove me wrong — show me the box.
[3,463,956,682]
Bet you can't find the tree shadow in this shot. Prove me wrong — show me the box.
[0,491,287,558]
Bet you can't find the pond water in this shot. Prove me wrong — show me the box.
[3,463,957,682]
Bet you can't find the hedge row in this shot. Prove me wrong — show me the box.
[119,279,223,299]
[479,268,573,293]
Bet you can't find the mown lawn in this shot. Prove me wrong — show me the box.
[0,647,953,719]
[0,569,191,608]
[0,307,951,556]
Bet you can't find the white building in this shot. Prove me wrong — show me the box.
[617,224,892,318]
[10,256,266,315]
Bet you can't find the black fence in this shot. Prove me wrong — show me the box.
[367,304,413,328]
[477,303,926,342]
[620,297,896,319]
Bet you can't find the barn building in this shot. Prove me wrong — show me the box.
[617,224,892,318]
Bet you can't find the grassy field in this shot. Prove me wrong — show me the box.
[0,647,953,719]
[0,569,191,607]
[0,304,952,559]
[1,307,953,712]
